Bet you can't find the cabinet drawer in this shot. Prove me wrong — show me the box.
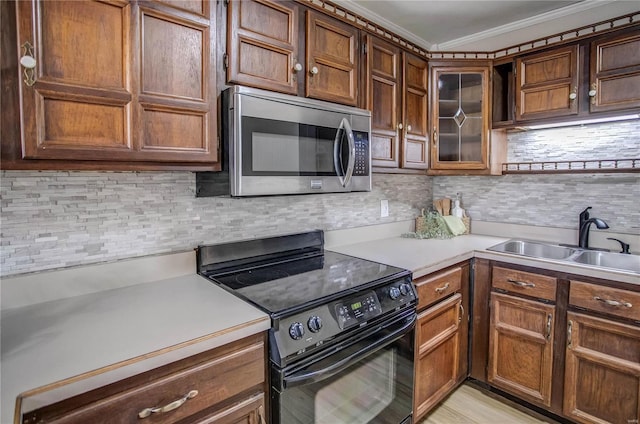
[415,267,462,310]
[29,336,265,424]
[492,266,556,301]
[570,280,640,321]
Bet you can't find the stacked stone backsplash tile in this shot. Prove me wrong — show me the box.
[433,119,640,234]
[0,172,431,277]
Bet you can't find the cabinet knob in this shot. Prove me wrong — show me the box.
[310,66,319,75]
[398,123,403,130]
[588,83,597,105]
[406,125,412,132]
[293,63,303,72]
[569,87,577,101]
[20,41,36,87]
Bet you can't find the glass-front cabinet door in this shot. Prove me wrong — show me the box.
[430,66,489,171]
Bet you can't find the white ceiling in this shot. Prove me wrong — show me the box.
[332,0,640,51]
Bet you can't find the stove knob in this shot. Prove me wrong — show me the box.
[289,322,305,340]
[308,316,323,333]
[389,286,401,300]
[399,283,412,296]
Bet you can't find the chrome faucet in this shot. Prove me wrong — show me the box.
[578,207,609,249]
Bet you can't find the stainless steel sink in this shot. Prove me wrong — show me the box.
[572,250,640,274]
[487,240,577,260]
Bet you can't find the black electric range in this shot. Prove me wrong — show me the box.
[197,230,416,367]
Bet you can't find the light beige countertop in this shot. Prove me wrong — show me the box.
[329,233,640,285]
[330,234,508,279]
[2,223,637,424]
[1,273,269,424]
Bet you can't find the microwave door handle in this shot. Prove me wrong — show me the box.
[282,314,416,388]
[333,124,345,186]
[341,118,356,188]
[333,118,356,188]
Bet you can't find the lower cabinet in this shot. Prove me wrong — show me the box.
[563,281,640,424]
[413,262,469,421]
[488,292,555,407]
[473,260,640,424]
[22,333,267,424]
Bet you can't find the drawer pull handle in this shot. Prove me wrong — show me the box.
[546,313,552,340]
[507,279,536,288]
[593,296,632,308]
[138,389,198,419]
[435,282,450,293]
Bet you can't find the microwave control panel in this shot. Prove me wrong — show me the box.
[353,131,370,176]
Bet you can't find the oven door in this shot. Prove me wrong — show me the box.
[231,91,370,196]
[272,311,415,424]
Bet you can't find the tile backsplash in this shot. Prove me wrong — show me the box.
[2,119,638,277]
[0,172,431,277]
[433,119,640,235]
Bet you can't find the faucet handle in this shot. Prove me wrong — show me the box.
[607,238,630,254]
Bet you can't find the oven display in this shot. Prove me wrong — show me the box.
[334,292,382,329]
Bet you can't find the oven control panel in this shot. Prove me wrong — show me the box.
[272,276,416,367]
[334,291,382,329]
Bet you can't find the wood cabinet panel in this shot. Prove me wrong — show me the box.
[515,45,579,121]
[39,1,126,89]
[227,0,298,94]
[13,0,217,168]
[590,32,640,113]
[492,266,557,302]
[488,292,555,407]
[367,35,400,168]
[402,53,428,170]
[141,13,205,100]
[414,293,462,421]
[564,312,640,424]
[570,280,640,321]
[306,10,358,105]
[18,0,132,160]
[414,266,462,310]
[24,334,267,424]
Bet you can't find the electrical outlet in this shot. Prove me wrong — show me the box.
[380,199,389,218]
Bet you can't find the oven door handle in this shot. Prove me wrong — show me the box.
[283,313,416,388]
[333,117,356,188]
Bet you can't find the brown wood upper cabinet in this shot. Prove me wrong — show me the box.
[226,0,358,106]
[366,35,428,171]
[429,64,505,175]
[9,0,217,169]
[493,26,640,127]
[515,45,579,121]
[589,31,640,113]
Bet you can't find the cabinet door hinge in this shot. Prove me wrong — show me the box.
[223,53,229,69]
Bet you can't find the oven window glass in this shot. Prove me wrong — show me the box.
[315,349,395,424]
[242,117,345,176]
[277,329,414,424]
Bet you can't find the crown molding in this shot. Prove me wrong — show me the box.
[331,0,433,49]
[433,0,620,51]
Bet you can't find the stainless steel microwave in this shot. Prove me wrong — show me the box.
[196,86,371,197]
